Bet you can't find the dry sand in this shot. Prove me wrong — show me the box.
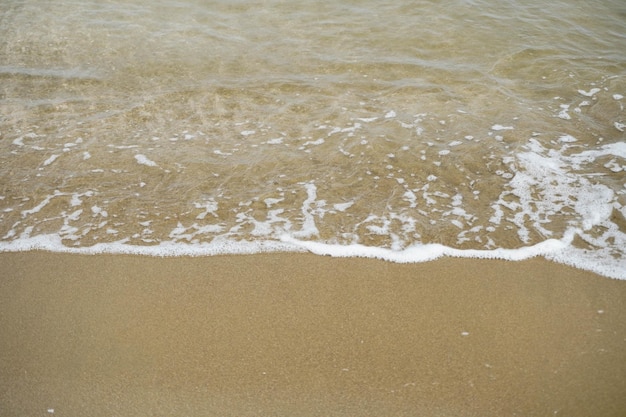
[0,252,625,417]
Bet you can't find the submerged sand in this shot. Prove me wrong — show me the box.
[0,252,625,416]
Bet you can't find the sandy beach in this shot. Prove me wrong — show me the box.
[0,252,625,416]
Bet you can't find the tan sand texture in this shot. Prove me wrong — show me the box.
[1,252,625,416]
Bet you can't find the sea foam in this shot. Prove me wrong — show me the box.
[2,227,623,279]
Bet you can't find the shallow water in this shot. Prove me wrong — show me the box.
[1,0,625,278]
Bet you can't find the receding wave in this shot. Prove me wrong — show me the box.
[1,0,625,279]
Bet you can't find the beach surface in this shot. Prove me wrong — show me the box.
[1,252,625,417]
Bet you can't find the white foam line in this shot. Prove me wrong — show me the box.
[285,231,625,280]
[0,230,624,279]
[280,234,569,263]
[0,234,305,257]
[0,233,564,262]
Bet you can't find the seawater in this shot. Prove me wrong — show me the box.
[1,0,625,279]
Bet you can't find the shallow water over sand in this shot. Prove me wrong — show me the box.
[1,0,626,277]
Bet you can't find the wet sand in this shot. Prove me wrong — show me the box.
[1,252,625,417]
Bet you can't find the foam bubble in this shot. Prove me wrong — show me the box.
[558,134,577,143]
[333,202,354,212]
[578,88,601,97]
[558,104,571,120]
[134,154,157,167]
[42,154,60,166]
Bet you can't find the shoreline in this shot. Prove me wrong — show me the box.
[1,252,625,416]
